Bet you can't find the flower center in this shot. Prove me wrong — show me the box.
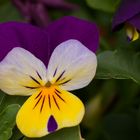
[45,81,52,88]
[33,85,65,113]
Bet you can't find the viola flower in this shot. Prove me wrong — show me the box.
[112,0,140,41]
[0,16,99,137]
[11,0,78,27]
[0,40,97,137]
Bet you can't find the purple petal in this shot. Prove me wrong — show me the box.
[0,16,99,67]
[112,0,140,31]
[128,13,140,31]
[46,16,99,56]
[0,22,50,66]
[47,115,58,132]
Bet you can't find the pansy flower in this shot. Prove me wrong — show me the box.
[0,16,99,137]
[112,0,140,41]
[11,0,78,27]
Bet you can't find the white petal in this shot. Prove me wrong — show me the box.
[0,47,47,95]
[48,39,97,91]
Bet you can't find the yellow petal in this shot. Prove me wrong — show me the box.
[126,24,139,41]
[16,86,85,138]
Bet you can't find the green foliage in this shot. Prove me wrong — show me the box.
[24,126,81,140]
[102,114,140,140]
[96,49,140,85]
[86,0,120,12]
[10,127,24,140]
[0,104,20,140]
[0,91,27,113]
[0,1,22,22]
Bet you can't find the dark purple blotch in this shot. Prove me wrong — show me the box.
[47,115,58,132]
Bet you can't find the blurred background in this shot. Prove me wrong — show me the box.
[0,0,140,140]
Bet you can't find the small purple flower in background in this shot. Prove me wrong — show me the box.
[0,16,99,138]
[112,0,140,41]
[11,0,78,27]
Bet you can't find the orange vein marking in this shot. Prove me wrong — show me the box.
[36,71,42,80]
[48,94,51,109]
[55,89,61,94]
[53,95,60,110]
[59,77,66,82]
[35,91,42,99]
[56,70,65,82]
[53,67,57,77]
[58,79,71,85]
[40,96,46,113]
[33,95,42,109]
[30,76,41,85]
[24,86,39,89]
[55,92,65,103]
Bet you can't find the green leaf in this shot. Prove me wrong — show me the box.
[0,91,5,105]
[0,1,22,22]
[0,104,20,140]
[103,114,140,140]
[86,0,120,12]
[137,106,140,132]
[0,0,8,5]
[83,80,117,129]
[0,91,27,113]
[24,126,81,140]
[10,126,23,140]
[96,49,140,85]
